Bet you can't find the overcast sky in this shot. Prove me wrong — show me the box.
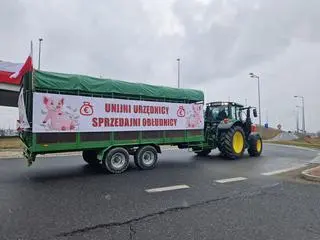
[1,0,319,132]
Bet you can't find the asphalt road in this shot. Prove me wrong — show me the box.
[0,144,319,240]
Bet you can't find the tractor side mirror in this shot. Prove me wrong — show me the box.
[253,109,258,118]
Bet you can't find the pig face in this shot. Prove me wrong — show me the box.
[43,96,64,112]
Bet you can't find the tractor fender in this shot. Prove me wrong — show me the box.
[217,121,241,130]
[248,132,262,141]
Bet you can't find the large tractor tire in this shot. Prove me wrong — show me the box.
[248,135,263,157]
[82,150,101,166]
[219,126,245,159]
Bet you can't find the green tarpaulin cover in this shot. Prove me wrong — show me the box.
[33,70,204,102]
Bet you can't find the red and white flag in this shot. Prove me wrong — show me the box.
[10,43,33,80]
[0,61,24,85]
[0,41,33,85]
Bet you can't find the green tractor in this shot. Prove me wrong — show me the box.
[193,102,263,158]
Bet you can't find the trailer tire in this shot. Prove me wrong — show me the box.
[103,147,130,174]
[134,145,158,170]
[82,150,100,166]
[219,126,245,159]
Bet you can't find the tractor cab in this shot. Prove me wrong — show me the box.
[205,102,245,123]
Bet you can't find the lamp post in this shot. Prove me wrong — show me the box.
[295,105,301,133]
[38,38,43,70]
[177,58,180,88]
[294,95,305,134]
[249,73,261,127]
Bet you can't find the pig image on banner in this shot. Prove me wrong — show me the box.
[39,95,80,131]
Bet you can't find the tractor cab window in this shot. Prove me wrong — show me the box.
[210,106,229,121]
[230,106,237,120]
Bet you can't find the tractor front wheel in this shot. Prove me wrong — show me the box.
[248,135,263,157]
[219,126,245,159]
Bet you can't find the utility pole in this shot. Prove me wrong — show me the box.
[177,58,180,88]
[296,106,300,133]
[249,73,261,127]
[38,38,43,70]
[294,95,305,134]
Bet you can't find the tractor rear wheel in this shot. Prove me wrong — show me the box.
[219,126,245,159]
[248,136,263,157]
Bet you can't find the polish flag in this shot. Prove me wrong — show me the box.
[0,61,24,85]
[9,54,33,79]
[0,42,33,85]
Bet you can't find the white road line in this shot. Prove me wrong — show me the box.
[261,164,307,176]
[215,177,248,183]
[145,184,190,193]
[265,143,320,152]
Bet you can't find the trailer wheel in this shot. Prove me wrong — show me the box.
[134,145,158,170]
[103,147,130,174]
[82,150,100,166]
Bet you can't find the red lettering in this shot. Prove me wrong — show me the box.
[105,104,110,112]
[132,118,136,126]
[173,119,177,126]
[98,118,104,127]
[111,104,117,112]
[119,118,124,126]
[92,118,97,127]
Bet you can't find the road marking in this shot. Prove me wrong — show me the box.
[261,164,307,176]
[265,143,320,152]
[145,184,190,193]
[215,177,247,183]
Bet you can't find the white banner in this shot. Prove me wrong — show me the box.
[32,92,204,133]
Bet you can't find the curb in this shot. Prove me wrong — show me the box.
[301,166,320,182]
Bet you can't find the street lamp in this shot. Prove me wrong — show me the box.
[294,95,305,134]
[249,72,261,127]
[38,38,43,70]
[295,105,300,134]
[177,58,180,88]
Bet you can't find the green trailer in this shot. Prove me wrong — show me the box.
[19,69,263,174]
[19,70,205,173]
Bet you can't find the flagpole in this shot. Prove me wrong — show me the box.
[38,38,43,70]
[30,41,33,60]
